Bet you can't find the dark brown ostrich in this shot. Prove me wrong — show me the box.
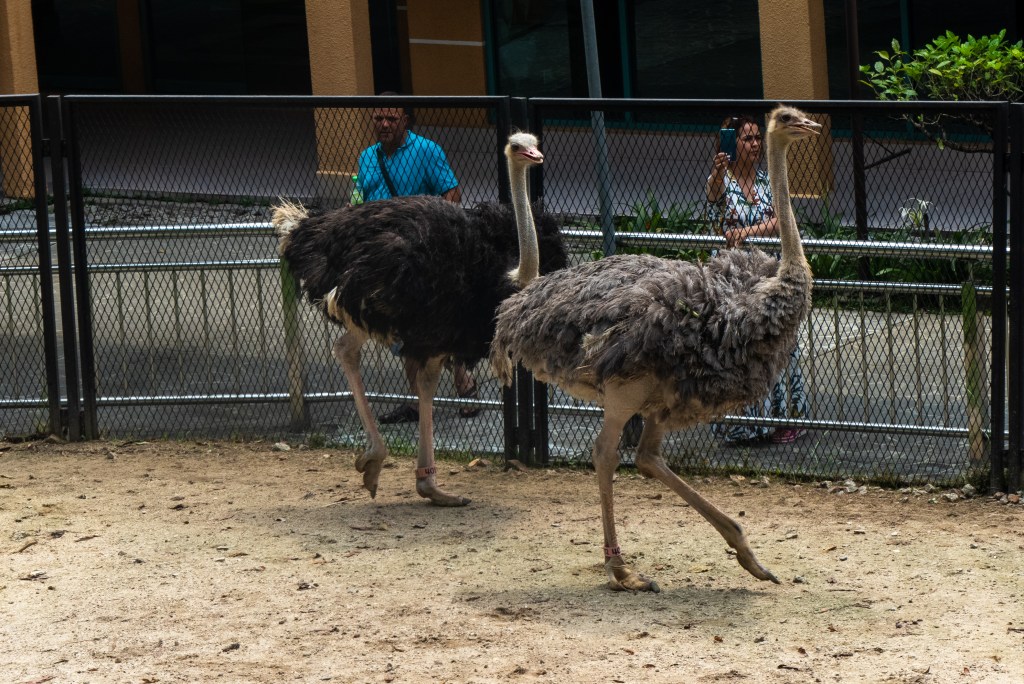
[491,106,820,591]
[274,132,566,506]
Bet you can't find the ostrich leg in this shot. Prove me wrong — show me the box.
[333,330,388,497]
[634,424,780,584]
[414,356,471,507]
[594,407,660,592]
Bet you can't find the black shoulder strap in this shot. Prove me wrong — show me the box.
[376,146,398,198]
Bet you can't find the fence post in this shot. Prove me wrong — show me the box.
[46,96,84,440]
[279,259,309,431]
[961,282,990,465]
[1007,103,1024,491]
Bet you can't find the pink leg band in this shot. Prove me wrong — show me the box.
[604,545,621,558]
[416,466,437,479]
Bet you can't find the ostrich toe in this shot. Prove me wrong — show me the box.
[605,557,661,593]
[355,451,386,498]
[416,478,471,507]
[734,547,781,584]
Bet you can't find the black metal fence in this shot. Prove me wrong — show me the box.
[1,94,1021,491]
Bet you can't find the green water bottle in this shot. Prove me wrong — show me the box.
[350,174,363,205]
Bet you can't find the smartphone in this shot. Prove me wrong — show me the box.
[719,127,737,162]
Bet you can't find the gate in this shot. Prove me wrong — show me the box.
[0,95,60,437]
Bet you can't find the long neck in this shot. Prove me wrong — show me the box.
[508,159,539,287]
[766,138,805,266]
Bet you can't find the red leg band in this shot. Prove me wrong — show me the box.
[604,545,621,558]
[416,466,437,479]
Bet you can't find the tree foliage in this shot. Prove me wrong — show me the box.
[860,30,1024,151]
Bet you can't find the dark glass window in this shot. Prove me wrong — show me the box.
[32,0,311,94]
[32,0,122,94]
[145,0,310,94]
[488,0,764,99]
[489,0,574,97]
[633,0,762,99]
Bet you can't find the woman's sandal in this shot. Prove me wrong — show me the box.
[458,381,480,418]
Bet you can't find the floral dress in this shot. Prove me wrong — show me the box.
[708,168,774,232]
[708,169,808,444]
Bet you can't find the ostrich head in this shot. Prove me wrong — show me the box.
[765,105,821,145]
[505,131,544,168]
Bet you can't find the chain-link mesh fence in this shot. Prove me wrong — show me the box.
[531,100,1004,485]
[4,96,1016,488]
[62,96,514,450]
[0,97,58,438]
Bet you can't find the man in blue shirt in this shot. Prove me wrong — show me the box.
[356,99,476,423]
[356,103,461,203]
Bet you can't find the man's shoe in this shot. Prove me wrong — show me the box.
[379,404,418,424]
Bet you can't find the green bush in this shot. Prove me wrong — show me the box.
[860,29,1024,150]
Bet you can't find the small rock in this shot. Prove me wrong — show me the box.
[272,442,291,452]
[942,492,960,502]
[793,576,807,584]
[222,642,240,652]
[961,484,976,498]
[1008,493,1021,504]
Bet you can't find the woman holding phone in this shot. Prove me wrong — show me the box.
[705,113,808,445]
[705,114,780,248]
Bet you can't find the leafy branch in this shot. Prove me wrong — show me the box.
[860,30,1024,152]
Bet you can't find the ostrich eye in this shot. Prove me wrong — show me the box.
[510,143,521,151]
[781,114,792,122]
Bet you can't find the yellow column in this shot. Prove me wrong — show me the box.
[304,0,376,205]
[0,0,40,198]
[759,0,833,197]
[406,1,487,127]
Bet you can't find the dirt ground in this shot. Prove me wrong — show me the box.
[2,438,1023,684]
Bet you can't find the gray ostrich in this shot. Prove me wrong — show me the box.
[274,132,566,507]
[491,105,821,591]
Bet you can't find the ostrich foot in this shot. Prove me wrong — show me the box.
[732,545,781,584]
[354,448,386,499]
[416,468,471,507]
[605,556,661,593]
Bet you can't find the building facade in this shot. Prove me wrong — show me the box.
[8,1,1021,101]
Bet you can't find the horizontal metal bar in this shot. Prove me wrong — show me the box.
[87,259,279,273]
[82,390,972,439]
[531,97,1005,117]
[1,222,275,243]
[81,223,272,239]
[814,279,993,296]
[0,266,44,276]
[90,390,499,411]
[563,228,999,261]
[0,398,50,409]
[62,94,511,109]
[544,402,972,438]
[4,221,999,263]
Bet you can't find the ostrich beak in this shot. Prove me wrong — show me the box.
[519,148,544,164]
[792,118,822,137]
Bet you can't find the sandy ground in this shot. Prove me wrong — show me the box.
[2,437,1023,684]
